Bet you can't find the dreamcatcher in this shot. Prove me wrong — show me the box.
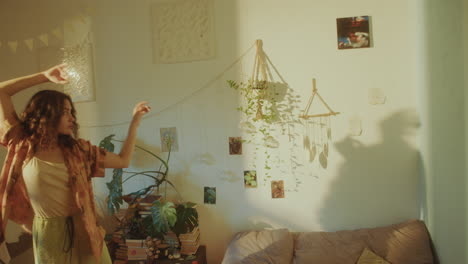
[300,79,340,169]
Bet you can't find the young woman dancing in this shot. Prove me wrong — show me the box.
[0,64,150,263]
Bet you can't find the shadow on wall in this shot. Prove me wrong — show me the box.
[7,233,33,264]
[319,109,421,231]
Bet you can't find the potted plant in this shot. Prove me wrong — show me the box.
[99,134,198,240]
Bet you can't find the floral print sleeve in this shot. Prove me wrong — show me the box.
[77,139,108,178]
[0,117,21,147]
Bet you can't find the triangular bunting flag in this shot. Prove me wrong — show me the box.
[51,27,63,40]
[24,38,34,51]
[64,20,76,32]
[8,41,18,53]
[77,14,88,24]
[84,7,96,16]
[38,34,49,46]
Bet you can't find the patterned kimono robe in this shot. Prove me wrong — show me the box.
[0,118,108,264]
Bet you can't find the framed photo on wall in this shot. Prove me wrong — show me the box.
[336,16,372,50]
[38,42,97,103]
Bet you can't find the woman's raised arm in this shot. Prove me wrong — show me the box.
[0,64,68,126]
[103,101,151,168]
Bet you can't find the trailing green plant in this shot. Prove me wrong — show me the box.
[99,134,198,238]
[227,79,280,124]
[228,79,282,181]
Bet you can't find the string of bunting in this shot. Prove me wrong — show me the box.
[0,8,94,53]
[81,42,257,129]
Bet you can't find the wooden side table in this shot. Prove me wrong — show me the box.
[126,245,207,264]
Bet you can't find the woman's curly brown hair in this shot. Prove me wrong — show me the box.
[21,90,79,150]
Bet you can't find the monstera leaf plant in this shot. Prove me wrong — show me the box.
[99,134,198,238]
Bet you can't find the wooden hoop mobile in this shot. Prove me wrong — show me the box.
[300,79,340,169]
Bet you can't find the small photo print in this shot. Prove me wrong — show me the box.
[244,170,257,188]
[229,137,242,155]
[271,180,285,199]
[160,127,179,152]
[204,187,216,204]
[336,16,371,49]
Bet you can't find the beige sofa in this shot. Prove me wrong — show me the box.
[222,219,435,264]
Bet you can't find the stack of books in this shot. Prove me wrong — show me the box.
[125,238,147,261]
[113,244,128,264]
[120,196,163,261]
[106,229,128,264]
[179,226,200,255]
[137,195,162,218]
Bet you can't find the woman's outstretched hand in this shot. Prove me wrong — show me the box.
[104,101,152,168]
[132,101,151,125]
[42,64,69,84]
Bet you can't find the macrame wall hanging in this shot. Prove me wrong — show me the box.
[247,39,280,181]
[250,39,275,121]
[300,79,340,169]
[229,39,295,184]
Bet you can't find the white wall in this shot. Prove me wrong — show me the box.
[419,0,467,263]
[465,1,468,264]
[0,0,455,263]
[84,1,421,263]
[465,0,468,263]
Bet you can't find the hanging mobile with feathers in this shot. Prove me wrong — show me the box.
[300,79,340,169]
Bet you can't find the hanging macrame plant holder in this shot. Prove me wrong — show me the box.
[300,79,340,169]
[250,39,275,121]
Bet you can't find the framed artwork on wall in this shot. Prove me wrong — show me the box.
[38,42,97,103]
[151,0,215,64]
[336,16,372,50]
[228,137,242,155]
[62,41,96,102]
[271,180,285,199]
[160,127,179,152]
[204,187,216,204]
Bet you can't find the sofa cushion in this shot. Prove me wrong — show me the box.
[293,220,433,264]
[222,228,294,264]
[356,248,390,264]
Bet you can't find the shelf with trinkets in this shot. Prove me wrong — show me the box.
[106,222,204,264]
[125,245,207,264]
[105,193,202,264]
